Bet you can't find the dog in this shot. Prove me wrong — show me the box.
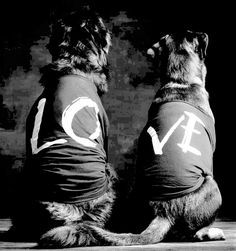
[84,30,225,245]
[7,7,118,248]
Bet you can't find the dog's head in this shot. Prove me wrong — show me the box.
[147,30,208,86]
[44,7,111,94]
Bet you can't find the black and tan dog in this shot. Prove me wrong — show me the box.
[7,7,117,248]
[87,30,225,245]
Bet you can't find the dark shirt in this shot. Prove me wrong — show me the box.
[25,75,109,203]
[136,101,215,200]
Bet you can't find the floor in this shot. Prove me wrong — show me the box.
[0,218,235,251]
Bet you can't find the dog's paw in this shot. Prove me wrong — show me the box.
[194,227,225,241]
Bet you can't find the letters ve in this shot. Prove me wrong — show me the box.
[147,111,205,156]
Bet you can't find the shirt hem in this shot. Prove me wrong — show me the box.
[148,176,205,201]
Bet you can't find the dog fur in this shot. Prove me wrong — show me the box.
[84,31,225,245]
[8,22,224,247]
[7,7,119,248]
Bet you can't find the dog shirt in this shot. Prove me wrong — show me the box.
[24,75,109,204]
[135,101,215,201]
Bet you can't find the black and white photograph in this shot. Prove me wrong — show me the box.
[0,0,235,250]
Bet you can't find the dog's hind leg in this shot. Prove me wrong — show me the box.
[181,176,224,242]
[38,223,98,248]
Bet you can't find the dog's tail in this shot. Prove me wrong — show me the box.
[38,224,146,247]
[38,218,171,247]
[89,216,171,246]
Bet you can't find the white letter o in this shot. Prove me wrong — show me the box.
[62,97,101,148]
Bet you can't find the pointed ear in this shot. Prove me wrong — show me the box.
[199,32,209,60]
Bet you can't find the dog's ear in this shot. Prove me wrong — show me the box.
[198,32,209,60]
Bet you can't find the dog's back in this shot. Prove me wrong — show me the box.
[8,7,116,248]
[136,101,216,201]
[81,31,223,246]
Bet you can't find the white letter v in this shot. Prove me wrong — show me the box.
[147,114,185,155]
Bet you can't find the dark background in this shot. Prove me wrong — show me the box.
[0,0,235,219]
